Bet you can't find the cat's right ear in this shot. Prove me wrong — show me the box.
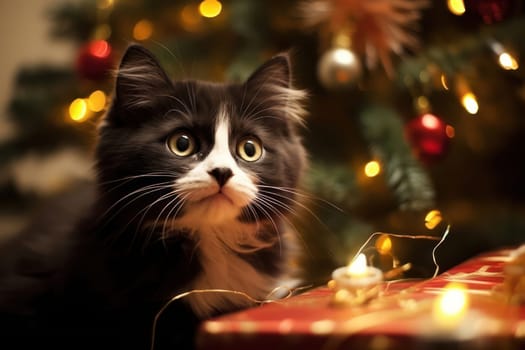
[108,44,173,124]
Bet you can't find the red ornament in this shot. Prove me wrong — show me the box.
[76,40,114,81]
[464,0,513,24]
[405,113,451,163]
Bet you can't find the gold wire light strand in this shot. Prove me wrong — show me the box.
[353,225,452,279]
[150,286,308,350]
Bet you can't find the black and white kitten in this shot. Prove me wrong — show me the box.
[0,45,307,349]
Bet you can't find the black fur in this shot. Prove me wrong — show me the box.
[0,45,307,350]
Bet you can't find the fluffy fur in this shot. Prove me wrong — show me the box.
[0,44,308,350]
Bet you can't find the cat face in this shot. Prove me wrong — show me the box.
[96,45,307,240]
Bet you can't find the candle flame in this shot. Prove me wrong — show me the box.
[347,253,367,277]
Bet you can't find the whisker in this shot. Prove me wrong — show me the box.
[98,182,174,225]
[258,189,327,227]
[258,184,344,213]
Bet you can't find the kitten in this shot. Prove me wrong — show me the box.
[0,44,308,349]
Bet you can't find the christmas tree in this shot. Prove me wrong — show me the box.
[1,0,524,285]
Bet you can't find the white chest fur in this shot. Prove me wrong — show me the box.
[186,224,278,318]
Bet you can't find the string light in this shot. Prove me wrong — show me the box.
[133,19,154,41]
[69,98,89,122]
[447,0,466,15]
[87,90,107,112]
[489,40,520,71]
[455,76,479,115]
[461,92,479,115]
[440,74,449,90]
[199,0,222,18]
[498,52,519,70]
[425,209,443,230]
[375,234,392,255]
[364,161,381,177]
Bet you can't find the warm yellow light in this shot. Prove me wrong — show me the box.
[346,253,367,277]
[364,160,381,177]
[375,234,392,255]
[69,98,88,122]
[433,282,469,328]
[447,0,466,15]
[425,209,443,230]
[498,52,519,70]
[461,92,479,115]
[440,74,449,90]
[87,90,107,112]
[133,19,154,41]
[199,0,222,18]
[97,0,114,10]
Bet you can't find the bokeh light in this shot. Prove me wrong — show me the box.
[364,160,381,177]
[69,98,88,122]
[461,92,479,115]
[199,0,222,18]
[498,52,519,70]
[133,19,154,41]
[447,0,466,15]
[87,90,107,112]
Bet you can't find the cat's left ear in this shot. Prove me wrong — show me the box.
[109,44,173,124]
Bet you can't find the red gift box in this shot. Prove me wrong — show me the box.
[196,247,525,350]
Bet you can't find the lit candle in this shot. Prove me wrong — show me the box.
[331,253,383,292]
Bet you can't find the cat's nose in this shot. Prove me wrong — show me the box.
[208,167,233,187]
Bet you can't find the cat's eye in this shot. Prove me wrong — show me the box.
[167,132,197,157]
[237,137,263,162]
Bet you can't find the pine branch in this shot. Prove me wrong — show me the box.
[360,103,435,211]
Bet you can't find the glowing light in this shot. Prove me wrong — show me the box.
[181,4,203,32]
[446,125,455,138]
[364,160,381,178]
[425,209,443,230]
[421,113,440,129]
[461,92,479,115]
[133,19,154,41]
[89,40,111,59]
[97,0,114,10]
[498,52,519,70]
[440,74,449,90]
[199,0,222,18]
[69,98,88,122]
[346,253,367,277]
[375,234,392,255]
[447,0,465,15]
[87,90,107,112]
[433,282,469,329]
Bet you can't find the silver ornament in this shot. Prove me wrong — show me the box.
[317,47,362,90]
